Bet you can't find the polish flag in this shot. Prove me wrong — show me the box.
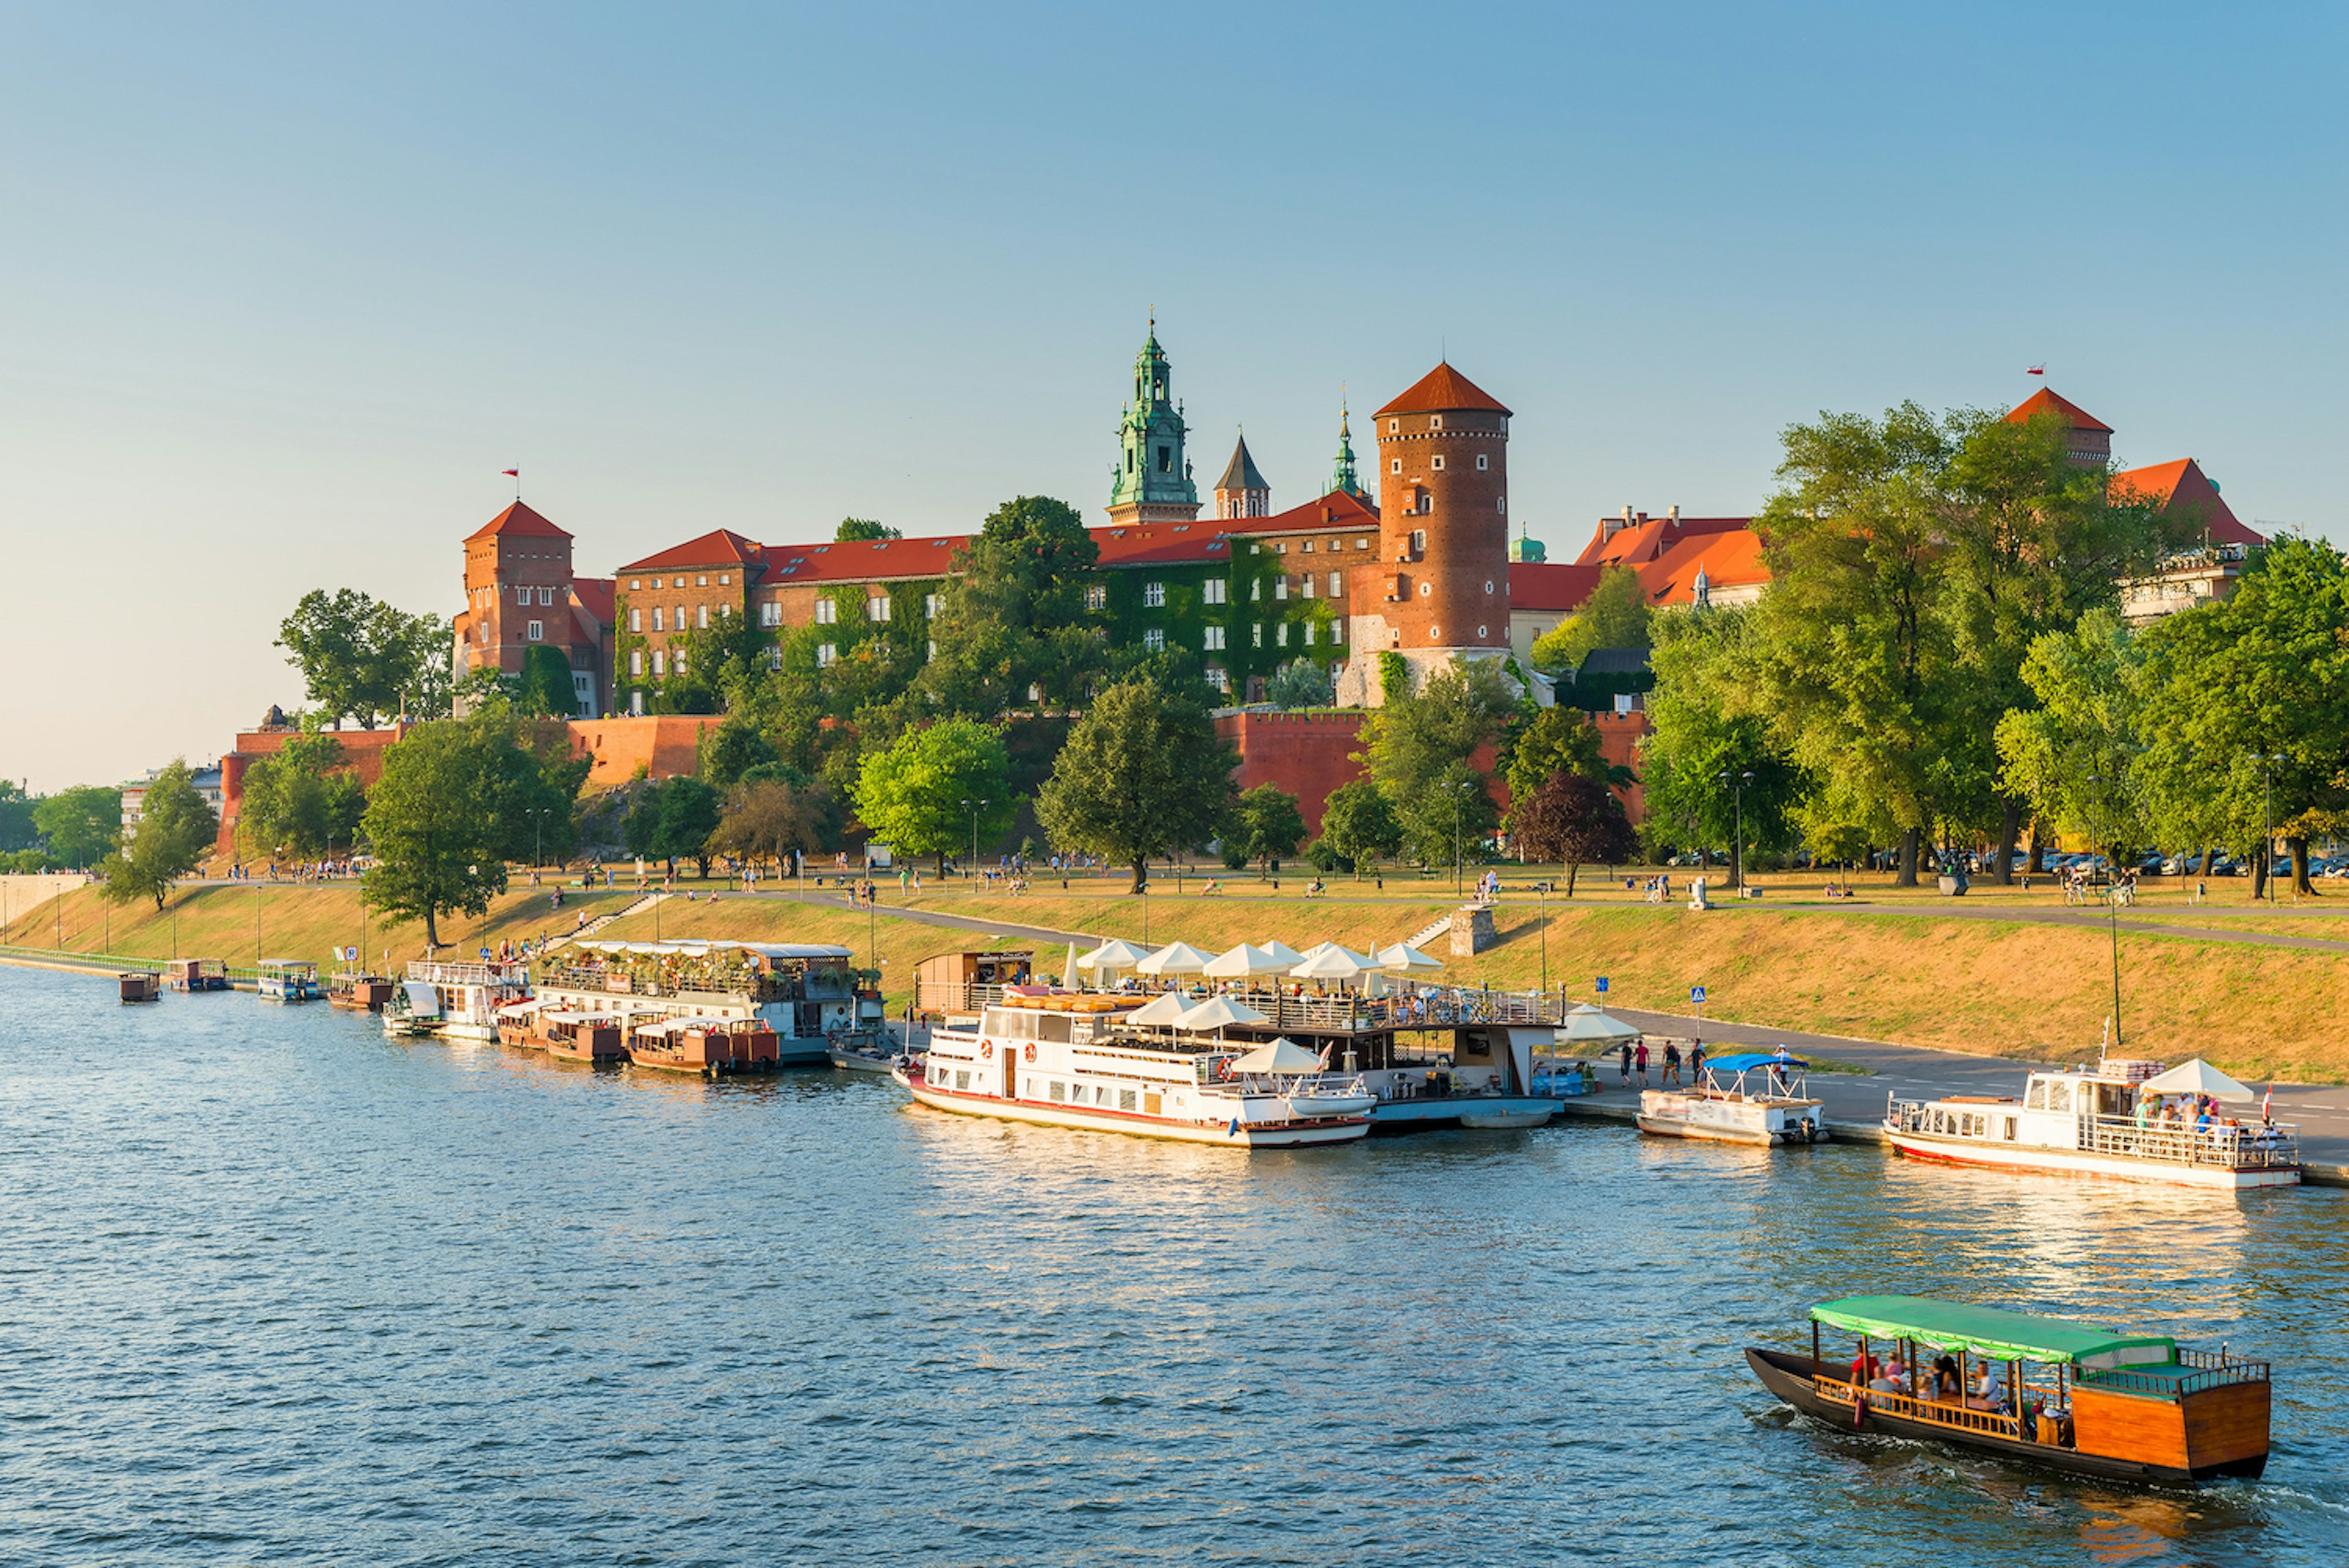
[2025,365,2045,376]
[502,469,520,477]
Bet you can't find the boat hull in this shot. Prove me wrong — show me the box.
[1745,1347,2265,1484]
[1367,1096,1562,1133]
[1889,1131,2299,1189]
[829,1047,900,1073]
[1638,1114,1830,1146]
[897,1074,1369,1148]
[1459,1108,1556,1129]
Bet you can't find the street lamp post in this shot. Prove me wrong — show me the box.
[2088,774,2123,1052]
[1451,781,1475,900]
[2254,754,2283,903]
[1537,881,1548,996]
[962,797,989,880]
[1717,768,1754,888]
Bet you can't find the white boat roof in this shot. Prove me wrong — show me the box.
[571,939,853,959]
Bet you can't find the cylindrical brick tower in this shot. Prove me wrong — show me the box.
[1367,362,1512,665]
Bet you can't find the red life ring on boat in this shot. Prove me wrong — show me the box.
[1215,1058,1233,1081]
[981,1041,994,1060]
[1023,1042,1036,1063]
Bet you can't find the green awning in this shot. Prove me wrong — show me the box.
[1810,1295,2176,1367]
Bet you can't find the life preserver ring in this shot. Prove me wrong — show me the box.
[1215,1058,1233,1081]
[981,1041,994,1060]
[1023,1042,1036,1063]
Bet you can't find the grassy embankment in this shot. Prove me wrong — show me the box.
[10,874,2345,1082]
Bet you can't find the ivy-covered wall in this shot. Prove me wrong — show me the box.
[1099,544,1344,698]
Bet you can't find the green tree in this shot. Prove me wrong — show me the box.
[513,645,577,718]
[917,496,1104,717]
[277,589,447,728]
[1360,658,1516,864]
[1036,679,1237,893]
[238,732,368,860]
[1512,771,1639,896]
[699,715,779,790]
[358,724,508,949]
[1318,779,1405,879]
[2134,537,2349,896]
[0,780,37,852]
[711,776,834,872]
[1994,609,2155,861]
[1637,605,1802,882]
[835,518,900,542]
[1263,658,1333,708]
[32,784,122,869]
[1528,562,1653,672]
[659,607,771,715]
[850,719,1016,874]
[623,781,666,862]
[1226,783,1307,877]
[98,761,216,911]
[656,776,724,877]
[1504,705,1619,806]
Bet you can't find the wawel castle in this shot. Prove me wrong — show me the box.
[451,336,2262,722]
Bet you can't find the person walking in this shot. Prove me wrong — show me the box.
[1688,1038,1705,1080]
[1619,1039,1633,1087]
[1662,1039,1682,1085]
[1634,1039,1651,1087]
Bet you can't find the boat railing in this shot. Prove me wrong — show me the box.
[928,981,1567,1030]
[2079,1353,2269,1399]
[2083,1113,2299,1169]
[1811,1372,2027,1442]
[406,960,532,988]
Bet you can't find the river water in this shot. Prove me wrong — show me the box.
[4,964,2347,1566]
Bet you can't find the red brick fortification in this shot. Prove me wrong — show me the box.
[217,724,412,855]
[1364,364,1513,664]
[1215,710,1371,836]
[568,715,721,788]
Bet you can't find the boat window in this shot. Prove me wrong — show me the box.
[982,1009,1008,1035]
[954,1071,970,1090]
[1036,1015,1074,1043]
[2047,1082,2073,1113]
[1120,1088,1138,1111]
[2025,1080,2047,1110]
[2004,1117,2018,1140]
[1048,1080,1066,1101]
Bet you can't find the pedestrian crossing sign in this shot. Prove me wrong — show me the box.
[1691,985,1707,1003]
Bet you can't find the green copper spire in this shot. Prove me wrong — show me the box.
[1107,314,1199,524]
[1329,398,1365,498]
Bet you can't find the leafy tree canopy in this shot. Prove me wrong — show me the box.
[1512,771,1639,896]
[656,776,724,877]
[1360,658,1516,864]
[1636,604,1802,879]
[1529,563,1652,673]
[1263,658,1334,709]
[512,645,577,719]
[238,732,366,861]
[712,777,836,870]
[1035,679,1236,891]
[1226,784,1307,874]
[1318,779,1405,879]
[98,760,216,911]
[0,780,37,853]
[917,496,1104,718]
[277,588,448,729]
[850,718,1016,872]
[835,518,900,542]
[32,784,122,870]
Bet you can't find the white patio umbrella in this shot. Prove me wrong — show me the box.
[1136,941,1217,977]
[1300,940,1377,967]
[1173,995,1270,1032]
[1124,992,1194,1027]
[1077,938,1152,973]
[1258,940,1305,967]
[1291,948,1367,983]
[1203,942,1285,979]
[1556,1003,1642,1045]
[1230,1036,1324,1074]
[1061,943,1081,989]
[2138,1058,2257,1101]
[1375,941,1444,973]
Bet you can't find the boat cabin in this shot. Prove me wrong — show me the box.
[1891,1059,2298,1178]
[256,959,321,1002]
[118,972,161,1004]
[1749,1294,2270,1483]
[628,1016,782,1076]
[541,940,867,1050]
[165,958,229,992]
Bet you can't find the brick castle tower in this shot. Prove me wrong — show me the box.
[1338,362,1512,702]
[458,500,577,690]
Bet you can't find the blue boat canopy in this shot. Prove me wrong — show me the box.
[1707,1052,1806,1072]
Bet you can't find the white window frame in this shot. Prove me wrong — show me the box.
[926,593,943,618]
[1329,571,1342,596]
[1431,455,1445,470]
[1390,458,1402,474]
[1276,622,1289,647]
[1274,577,1289,601]
[1144,581,1167,608]
[652,650,667,675]
[697,604,709,630]
[869,595,891,622]
[1142,628,1165,652]
[652,608,666,631]
[629,650,644,677]
[1203,578,1226,605]
[629,608,642,633]
[1204,625,1225,651]
[817,643,837,667]
[814,598,837,625]
[1477,454,1489,471]
[527,620,543,641]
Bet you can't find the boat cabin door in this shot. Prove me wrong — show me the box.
[1001,1041,1020,1099]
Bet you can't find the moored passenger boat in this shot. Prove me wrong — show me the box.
[1638,1051,1828,1145]
[387,959,532,1040]
[164,958,230,992]
[1747,1295,2271,1484]
[535,940,869,1065]
[118,971,161,1003]
[1887,1057,2298,1189]
[542,1010,627,1065]
[328,971,396,1011]
[627,1017,781,1077]
[256,959,321,1002]
[900,992,1375,1147]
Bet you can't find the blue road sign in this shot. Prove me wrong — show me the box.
[1595,976,1609,994]
[1691,985,1707,1003]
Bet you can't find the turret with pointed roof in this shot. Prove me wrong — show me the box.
[2005,387,2113,467]
[1214,431,1271,519]
[1330,402,1365,499]
[1107,318,1201,526]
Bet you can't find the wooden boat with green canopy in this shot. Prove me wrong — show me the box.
[1746,1295,2270,1483]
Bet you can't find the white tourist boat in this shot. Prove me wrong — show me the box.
[532,940,875,1065]
[384,958,534,1041]
[1639,1051,1830,1145]
[1887,1057,2299,1189]
[899,992,1376,1148]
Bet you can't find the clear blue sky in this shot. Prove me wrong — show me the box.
[2,2,2340,791]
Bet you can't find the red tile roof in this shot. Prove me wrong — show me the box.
[1093,522,1233,568]
[1376,362,1512,418]
[2113,458,2264,547]
[570,576,615,626]
[1508,562,1605,613]
[1240,487,1381,535]
[2003,387,2113,434]
[1636,527,1769,606]
[615,528,767,574]
[464,500,570,543]
[762,533,971,585]
[1574,514,1753,568]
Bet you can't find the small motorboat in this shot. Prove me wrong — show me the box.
[118,972,161,1004]
[1748,1294,2270,1484]
[543,1011,627,1065]
[256,959,321,1003]
[828,1035,902,1073]
[1639,1052,1829,1145]
[164,958,229,993]
[328,971,396,1011]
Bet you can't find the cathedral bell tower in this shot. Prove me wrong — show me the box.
[1107,318,1201,527]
